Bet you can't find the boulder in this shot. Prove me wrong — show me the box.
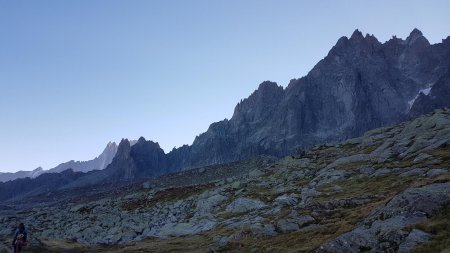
[225,198,268,213]
[248,223,278,237]
[195,194,227,217]
[400,168,426,177]
[413,153,432,163]
[273,194,298,206]
[249,169,265,178]
[222,215,264,229]
[370,168,393,177]
[312,169,351,186]
[276,219,299,232]
[297,215,316,227]
[426,168,448,177]
[326,154,372,169]
[398,229,431,253]
[359,167,375,176]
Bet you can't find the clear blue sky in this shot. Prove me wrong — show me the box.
[1,0,449,172]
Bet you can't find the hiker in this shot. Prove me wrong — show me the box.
[12,223,27,253]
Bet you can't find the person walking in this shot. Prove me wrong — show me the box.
[12,223,27,253]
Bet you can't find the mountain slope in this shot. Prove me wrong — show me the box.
[1,108,449,252]
[0,169,87,202]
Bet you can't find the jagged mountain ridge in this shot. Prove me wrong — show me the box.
[0,167,44,183]
[168,29,450,170]
[3,29,449,186]
[47,141,118,174]
[97,28,450,183]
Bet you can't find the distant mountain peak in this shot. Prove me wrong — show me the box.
[103,142,118,154]
[0,141,118,182]
[117,138,131,152]
[106,141,117,148]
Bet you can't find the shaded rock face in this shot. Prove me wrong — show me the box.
[100,138,167,182]
[167,29,450,170]
[409,71,450,118]
[101,29,450,180]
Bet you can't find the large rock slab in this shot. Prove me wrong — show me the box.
[398,229,431,253]
[195,194,227,217]
[225,198,268,213]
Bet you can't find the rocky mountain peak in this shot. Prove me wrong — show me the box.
[105,141,117,149]
[257,80,280,90]
[408,28,423,39]
[329,30,381,58]
[248,81,282,100]
[350,30,381,48]
[30,167,44,178]
[133,137,162,151]
[101,142,118,157]
[364,33,379,44]
[350,29,364,41]
[334,36,349,48]
[232,80,284,122]
[96,137,167,182]
[405,28,430,46]
[116,139,132,157]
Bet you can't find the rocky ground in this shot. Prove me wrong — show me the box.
[1,109,450,252]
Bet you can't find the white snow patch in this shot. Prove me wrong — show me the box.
[408,84,433,110]
[421,87,432,96]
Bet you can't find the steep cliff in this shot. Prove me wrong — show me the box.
[167,29,450,170]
